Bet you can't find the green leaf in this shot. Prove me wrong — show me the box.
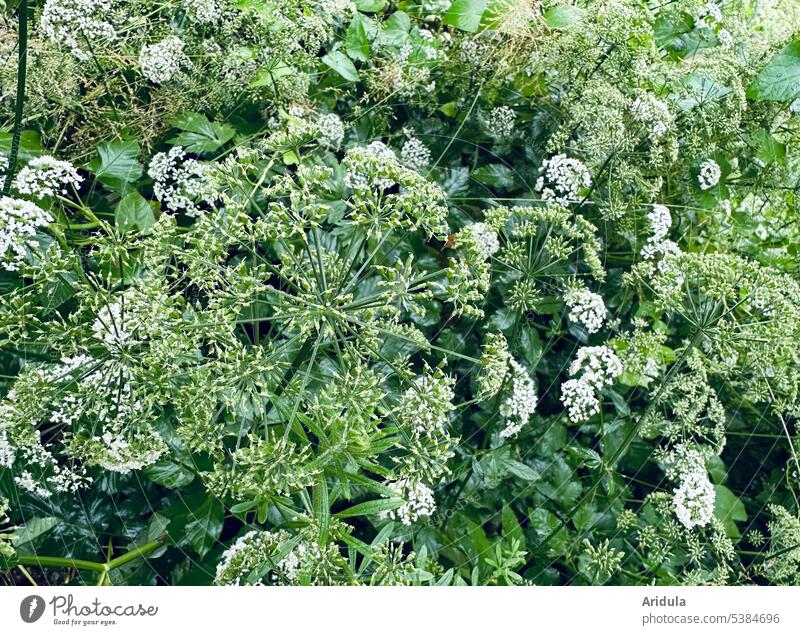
[322,51,360,82]
[115,191,156,232]
[501,505,525,544]
[333,498,403,519]
[543,4,585,30]
[345,13,378,61]
[168,113,236,153]
[378,11,411,47]
[144,460,195,489]
[443,0,488,33]
[355,0,386,11]
[12,517,59,548]
[748,39,800,101]
[471,163,518,191]
[87,140,143,194]
[185,497,224,558]
[713,484,747,539]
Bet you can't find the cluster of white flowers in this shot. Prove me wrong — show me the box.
[344,140,397,191]
[460,222,500,261]
[384,479,436,525]
[630,94,672,138]
[563,287,607,333]
[673,468,716,529]
[499,359,538,438]
[13,156,83,199]
[92,299,139,347]
[40,0,117,61]
[400,135,432,172]
[92,429,167,474]
[147,146,212,217]
[535,154,592,204]
[398,370,455,435]
[139,37,190,84]
[697,158,721,190]
[695,2,723,29]
[561,345,623,422]
[182,0,221,23]
[0,426,14,468]
[0,197,53,271]
[316,113,345,147]
[641,204,681,265]
[485,106,517,138]
[716,28,734,49]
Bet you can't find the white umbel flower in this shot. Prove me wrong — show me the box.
[384,479,436,525]
[485,106,517,138]
[698,158,721,190]
[695,2,723,29]
[641,204,682,265]
[460,222,500,261]
[0,197,53,271]
[147,146,211,217]
[499,359,538,438]
[674,468,716,529]
[563,287,607,333]
[400,135,432,172]
[630,94,672,138]
[316,113,345,147]
[41,0,116,61]
[13,156,83,199]
[139,37,190,84]
[183,0,221,23]
[561,345,622,422]
[535,153,592,204]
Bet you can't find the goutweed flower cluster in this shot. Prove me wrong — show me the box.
[0,0,799,589]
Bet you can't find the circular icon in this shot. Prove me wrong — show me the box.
[20,595,46,624]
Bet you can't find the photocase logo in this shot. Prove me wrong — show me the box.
[20,595,46,623]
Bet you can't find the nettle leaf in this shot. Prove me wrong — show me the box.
[471,163,519,191]
[443,0,488,33]
[12,516,59,549]
[87,140,143,194]
[168,113,236,154]
[144,459,195,489]
[748,39,800,101]
[115,191,156,233]
[322,51,360,82]
[185,497,224,558]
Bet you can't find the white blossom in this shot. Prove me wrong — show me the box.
[400,135,432,172]
[13,156,82,199]
[139,37,190,84]
[563,287,607,333]
[561,345,622,422]
[461,222,500,261]
[485,106,517,138]
[316,113,345,147]
[40,0,116,61]
[698,158,721,190]
[499,359,538,438]
[535,153,592,204]
[147,146,212,217]
[384,479,436,525]
[630,94,672,138]
[674,468,716,529]
[0,196,53,271]
[695,2,723,29]
[183,0,221,23]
